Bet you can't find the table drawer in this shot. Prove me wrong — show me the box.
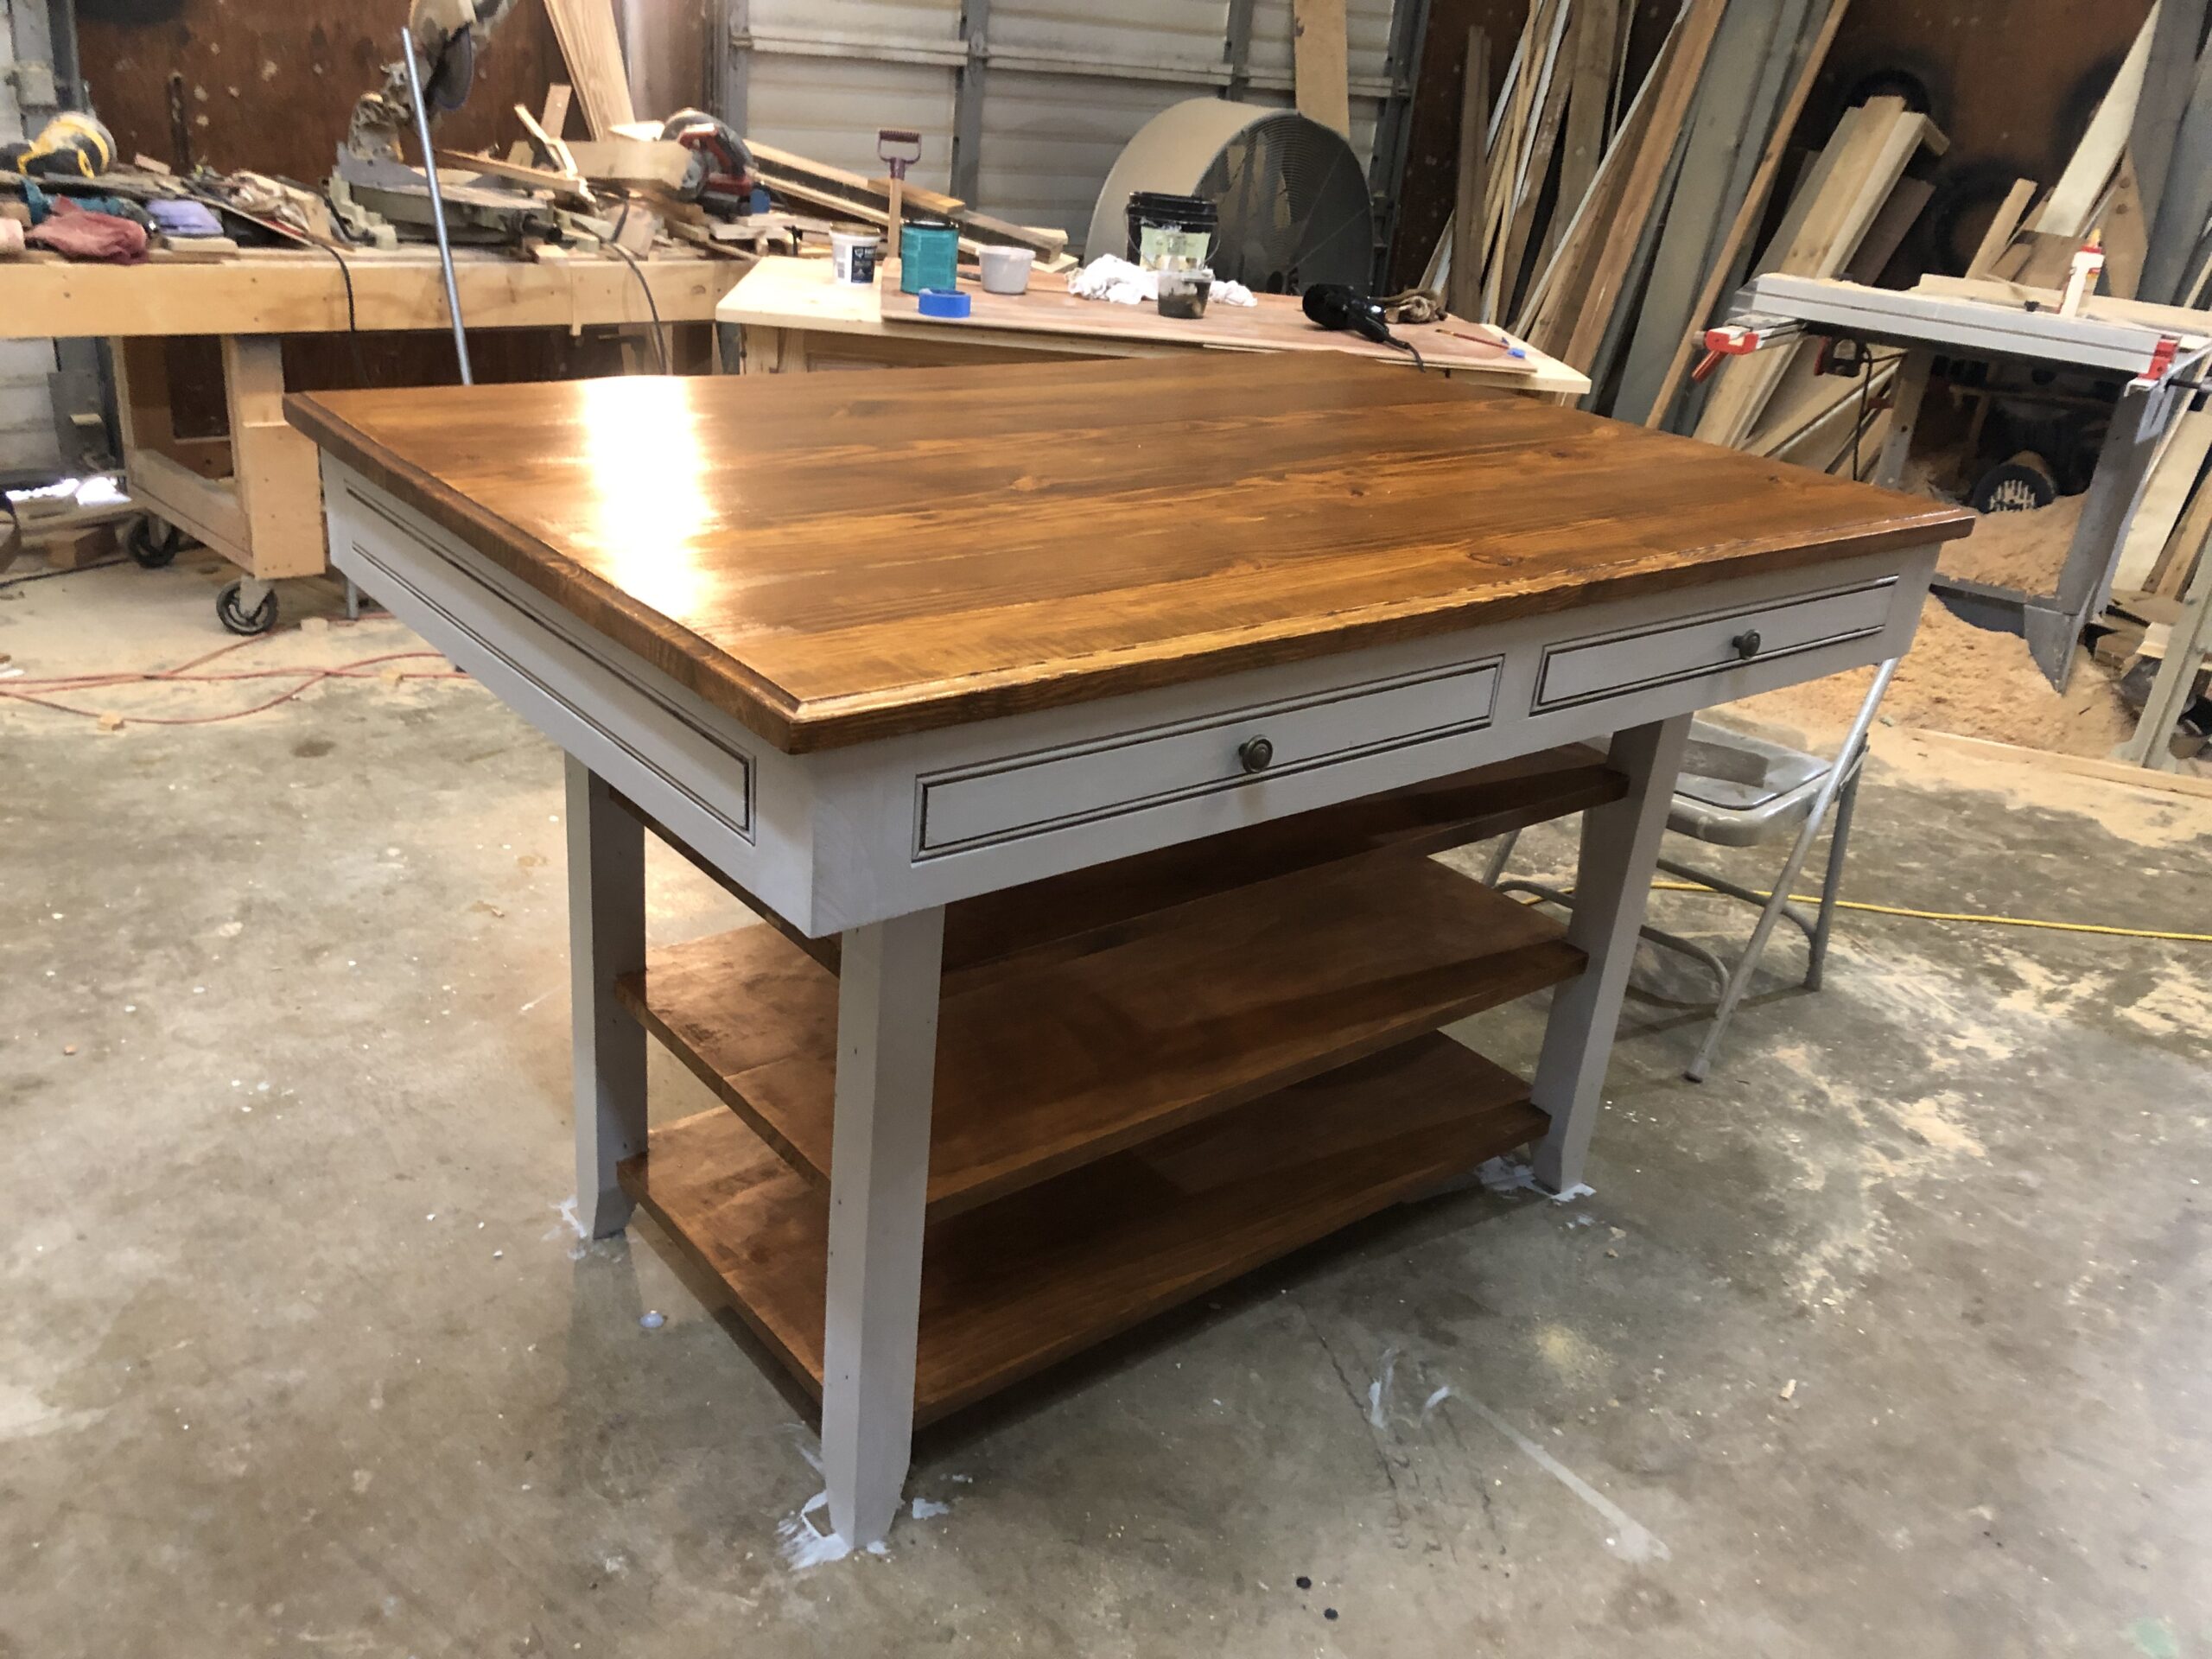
[917,655,1503,855]
[1534,578,1895,711]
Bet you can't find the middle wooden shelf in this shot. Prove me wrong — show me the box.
[618,850,1584,1220]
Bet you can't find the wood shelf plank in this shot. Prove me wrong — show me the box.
[613,741,1625,980]
[619,852,1582,1219]
[620,1034,1547,1424]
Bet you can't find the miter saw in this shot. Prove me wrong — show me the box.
[334,0,556,251]
[346,0,520,163]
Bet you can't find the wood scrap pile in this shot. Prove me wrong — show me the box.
[1421,0,1932,431]
[741,142,1073,273]
[1682,93,1944,461]
[1967,2,2212,309]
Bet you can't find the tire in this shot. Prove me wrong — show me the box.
[215,580,278,636]
[126,515,188,569]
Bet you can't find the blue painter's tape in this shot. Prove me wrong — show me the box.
[917,289,972,319]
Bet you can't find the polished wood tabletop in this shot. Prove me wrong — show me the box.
[288,354,1972,753]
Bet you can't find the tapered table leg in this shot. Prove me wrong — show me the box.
[1532,715,1692,1195]
[566,757,647,1239]
[820,906,947,1549]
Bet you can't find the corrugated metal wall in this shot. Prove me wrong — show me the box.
[734,0,1403,252]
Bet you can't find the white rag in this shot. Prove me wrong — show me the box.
[1067,254,1255,308]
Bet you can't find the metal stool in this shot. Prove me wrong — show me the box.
[1486,658,1898,1082]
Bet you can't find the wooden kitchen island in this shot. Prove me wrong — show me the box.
[285,355,1970,1552]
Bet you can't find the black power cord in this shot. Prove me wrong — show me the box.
[602,238,672,374]
[316,242,374,389]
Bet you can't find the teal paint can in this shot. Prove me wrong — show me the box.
[899,218,960,295]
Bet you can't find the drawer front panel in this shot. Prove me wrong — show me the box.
[1535,578,1896,711]
[917,655,1502,855]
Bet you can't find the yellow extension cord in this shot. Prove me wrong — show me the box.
[1647,880,2212,945]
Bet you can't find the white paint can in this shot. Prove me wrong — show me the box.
[831,231,877,285]
[978,245,1034,296]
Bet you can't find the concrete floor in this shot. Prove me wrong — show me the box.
[4,557,2210,1658]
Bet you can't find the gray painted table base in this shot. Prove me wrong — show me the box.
[323,455,1942,1551]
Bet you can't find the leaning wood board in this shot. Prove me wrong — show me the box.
[285,353,1971,755]
[543,0,636,138]
[618,851,1582,1218]
[620,1035,1548,1424]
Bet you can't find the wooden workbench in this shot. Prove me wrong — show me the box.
[286,354,1967,1553]
[0,245,747,631]
[715,254,1592,399]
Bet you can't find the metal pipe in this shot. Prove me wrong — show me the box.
[399,30,474,386]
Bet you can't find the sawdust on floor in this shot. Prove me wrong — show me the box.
[1736,594,2134,758]
[1938,495,2085,591]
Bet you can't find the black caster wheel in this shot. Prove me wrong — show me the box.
[125,515,190,569]
[216,580,278,636]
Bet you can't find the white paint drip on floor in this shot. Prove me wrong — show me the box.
[1366,1346,1400,1428]
[778,1491,852,1570]
[1475,1157,1592,1203]
[1428,1386,1670,1563]
[0,1382,105,1442]
[911,1497,951,1520]
[546,1196,586,1242]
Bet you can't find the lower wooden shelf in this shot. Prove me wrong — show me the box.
[620,850,1581,1219]
[620,1033,1547,1424]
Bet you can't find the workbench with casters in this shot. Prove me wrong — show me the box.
[0,247,746,634]
[286,355,1971,1554]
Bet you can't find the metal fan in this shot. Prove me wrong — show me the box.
[1085,99,1375,293]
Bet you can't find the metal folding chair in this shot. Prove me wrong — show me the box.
[1485,658,1899,1082]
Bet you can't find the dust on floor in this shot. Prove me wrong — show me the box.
[1737,593,2139,759]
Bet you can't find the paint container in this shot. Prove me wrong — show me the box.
[978,245,1033,295]
[830,229,875,285]
[1156,266,1212,321]
[899,219,960,295]
[1124,191,1217,270]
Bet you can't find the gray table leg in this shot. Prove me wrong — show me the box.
[1531,715,1693,1196]
[566,756,647,1239]
[821,906,946,1550]
[2025,378,2173,690]
[1871,348,1932,490]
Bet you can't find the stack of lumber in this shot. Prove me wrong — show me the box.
[1969,2,2212,313]
[1967,7,2158,296]
[1687,94,1946,455]
[1421,0,1898,425]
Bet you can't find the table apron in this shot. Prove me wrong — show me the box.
[323,458,1936,937]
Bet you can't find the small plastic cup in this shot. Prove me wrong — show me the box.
[1156,266,1213,320]
[830,230,875,284]
[978,245,1034,295]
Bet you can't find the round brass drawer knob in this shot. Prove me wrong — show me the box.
[1238,734,1275,773]
[1732,628,1763,659]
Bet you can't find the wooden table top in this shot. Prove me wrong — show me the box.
[287,353,1973,753]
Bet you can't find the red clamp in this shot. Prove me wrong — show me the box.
[1702,322,1768,357]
